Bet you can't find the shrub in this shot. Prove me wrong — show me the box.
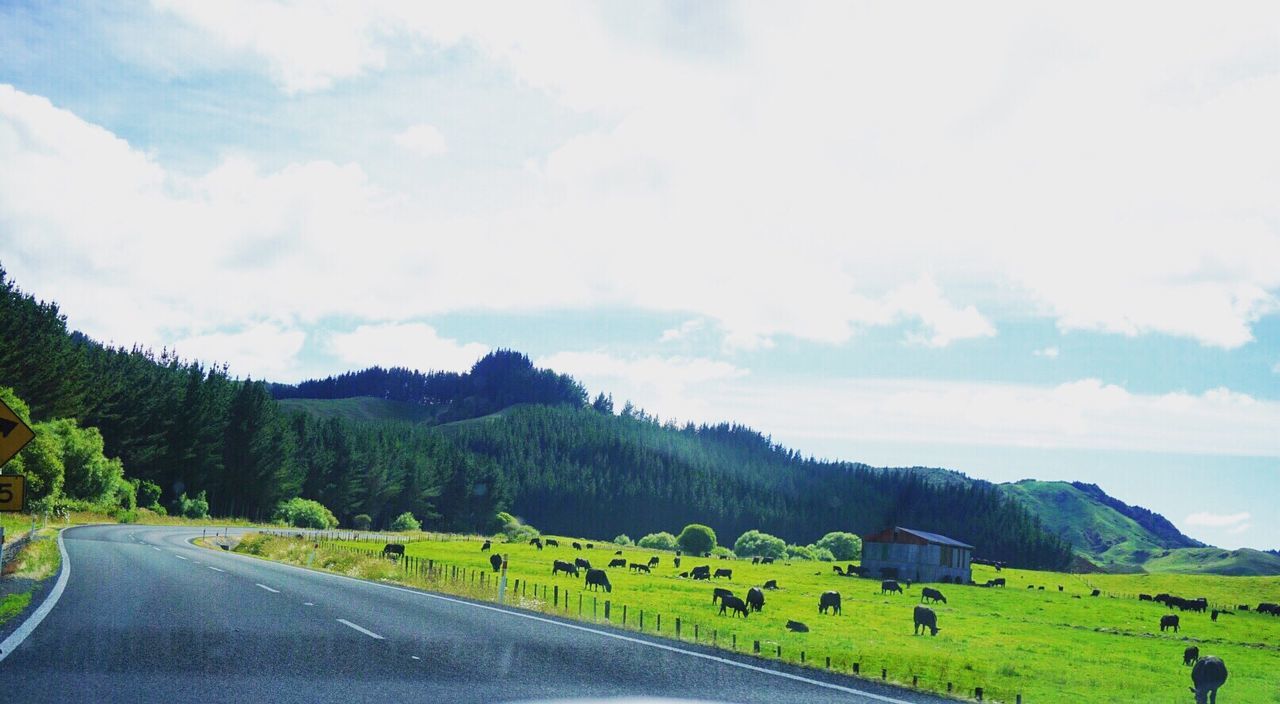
[273,498,339,529]
[637,531,678,551]
[176,491,210,519]
[613,534,633,546]
[785,543,818,560]
[711,546,735,558]
[495,512,539,542]
[814,531,862,561]
[390,511,421,532]
[135,479,163,511]
[808,545,836,561]
[733,529,787,559]
[352,514,373,531]
[677,524,717,556]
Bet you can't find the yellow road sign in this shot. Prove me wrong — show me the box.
[0,474,24,512]
[0,396,35,469]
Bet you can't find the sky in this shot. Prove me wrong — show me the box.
[1,1,1277,549]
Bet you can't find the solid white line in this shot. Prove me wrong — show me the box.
[213,542,916,703]
[255,583,280,593]
[336,618,384,640]
[0,529,71,663]
[208,566,225,573]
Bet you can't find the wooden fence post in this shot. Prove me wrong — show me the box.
[554,585,559,607]
[975,687,984,701]
[622,604,627,625]
[604,601,611,620]
[753,640,760,654]
[676,618,681,638]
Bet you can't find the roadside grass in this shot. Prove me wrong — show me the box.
[0,528,62,628]
[275,534,1280,704]
[0,592,31,624]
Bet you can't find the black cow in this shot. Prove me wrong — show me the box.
[819,591,841,615]
[1184,646,1200,666]
[575,557,592,571]
[1027,585,1035,590]
[608,558,627,568]
[572,542,583,550]
[719,595,749,618]
[1091,589,1101,597]
[914,605,939,636]
[1058,585,1064,592]
[630,562,651,574]
[552,560,578,577]
[531,538,543,550]
[691,565,711,581]
[614,549,623,555]
[752,557,761,564]
[846,564,860,577]
[489,554,502,572]
[1038,586,1045,591]
[712,587,734,604]
[833,565,845,576]
[1161,614,1180,632]
[545,539,559,547]
[760,557,775,564]
[719,555,729,560]
[673,557,681,568]
[481,540,491,551]
[746,586,765,612]
[648,556,660,566]
[1256,602,1278,616]
[1190,656,1227,704]
[585,569,612,592]
[586,543,594,549]
[786,620,809,632]
[1211,609,1219,622]
[382,543,405,560]
[881,580,903,595]
[988,578,1005,587]
[679,571,689,578]
[1139,594,1154,601]
[921,587,947,604]
[714,568,732,579]
[763,579,779,590]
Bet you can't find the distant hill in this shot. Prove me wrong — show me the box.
[1142,547,1280,576]
[277,396,443,424]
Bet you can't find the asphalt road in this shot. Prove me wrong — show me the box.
[0,525,951,704]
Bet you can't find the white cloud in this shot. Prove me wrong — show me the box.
[329,323,488,373]
[538,350,746,419]
[171,323,306,380]
[394,124,448,157]
[1185,512,1251,529]
[660,319,703,343]
[1034,347,1060,359]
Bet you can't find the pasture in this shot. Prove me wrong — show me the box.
[268,533,1278,703]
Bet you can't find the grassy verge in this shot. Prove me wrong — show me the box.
[0,528,62,628]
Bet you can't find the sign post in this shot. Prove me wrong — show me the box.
[0,396,35,471]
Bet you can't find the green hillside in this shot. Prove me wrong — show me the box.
[1142,547,1280,576]
[1002,480,1172,568]
[277,396,441,424]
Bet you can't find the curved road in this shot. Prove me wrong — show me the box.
[0,525,950,704]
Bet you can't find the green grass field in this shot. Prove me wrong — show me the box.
[272,533,1279,704]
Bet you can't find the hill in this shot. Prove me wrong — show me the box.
[277,396,442,424]
[1141,546,1280,576]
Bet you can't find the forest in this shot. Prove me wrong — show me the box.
[0,266,1072,568]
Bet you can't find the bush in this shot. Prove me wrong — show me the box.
[613,534,633,546]
[637,531,678,551]
[352,514,373,530]
[677,524,717,556]
[733,529,787,559]
[390,512,421,532]
[711,546,735,558]
[785,543,818,560]
[495,512,539,542]
[808,545,836,561]
[135,479,163,511]
[814,531,862,561]
[273,498,338,529]
[176,491,210,519]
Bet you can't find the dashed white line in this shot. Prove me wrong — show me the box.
[255,583,280,593]
[336,619,384,640]
[152,547,161,551]
[410,655,420,660]
[208,566,225,573]
[174,555,188,560]
[303,602,315,606]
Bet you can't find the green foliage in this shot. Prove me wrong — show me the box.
[135,479,163,511]
[6,429,64,502]
[637,531,678,550]
[711,546,735,558]
[613,534,633,546]
[733,529,787,559]
[784,543,818,560]
[176,491,210,519]
[274,497,339,529]
[352,514,373,530]
[677,523,717,555]
[814,531,862,561]
[495,511,539,542]
[390,511,421,532]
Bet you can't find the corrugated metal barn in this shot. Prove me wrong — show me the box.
[860,526,973,584]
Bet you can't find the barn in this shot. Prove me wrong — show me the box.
[860,527,973,584]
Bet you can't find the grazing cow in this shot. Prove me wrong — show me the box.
[1027,585,1035,590]
[629,562,651,574]
[752,557,761,565]
[1211,610,1219,622]
[1038,586,1045,591]
[1184,646,1200,666]
[913,605,939,636]
[786,620,809,633]
[712,587,735,604]
[573,542,583,550]
[530,538,541,546]
[608,558,627,568]
[1257,602,1279,616]
[763,579,779,590]
[679,571,689,578]
[714,568,732,579]
[586,543,594,549]
[382,544,405,560]
[1190,656,1228,704]
[648,556,660,566]
[545,539,559,547]
[481,540,491,551]
[1237,605,1249,612]
[575,557,592,571]
[881,580,903,595]
[673,557,681,568]
[833,566,845,576]
[989,578,1006,587]
[1058,585,1064,592]
[719,555,729,560]
[761,557,775,564]
[819,591,842,615]
[746,586,765,613]
[552,560,578,577]
[691,565,711,581]
[1091,589,1101,597]
[585,569,612,593]
[921,587,947,604]
[1139,594,1154,601]
[1161,615,1180,632]
[489,554,502,572]
[614,550,623,555]
[719,595,749,618]
[846,564,860,577]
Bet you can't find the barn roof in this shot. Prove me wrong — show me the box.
[864,526,974,549]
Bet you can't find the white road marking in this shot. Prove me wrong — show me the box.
[336,619,384,640]
[0,529,71,663]
[255,583,280,593]
[174,555,188,560]
[152,547,161,551]
[303,602,315,606]
[219,545,918,704]
[411,655,421,660]
[208,566,225,573]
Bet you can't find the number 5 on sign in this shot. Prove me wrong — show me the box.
[0,474,24,512]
